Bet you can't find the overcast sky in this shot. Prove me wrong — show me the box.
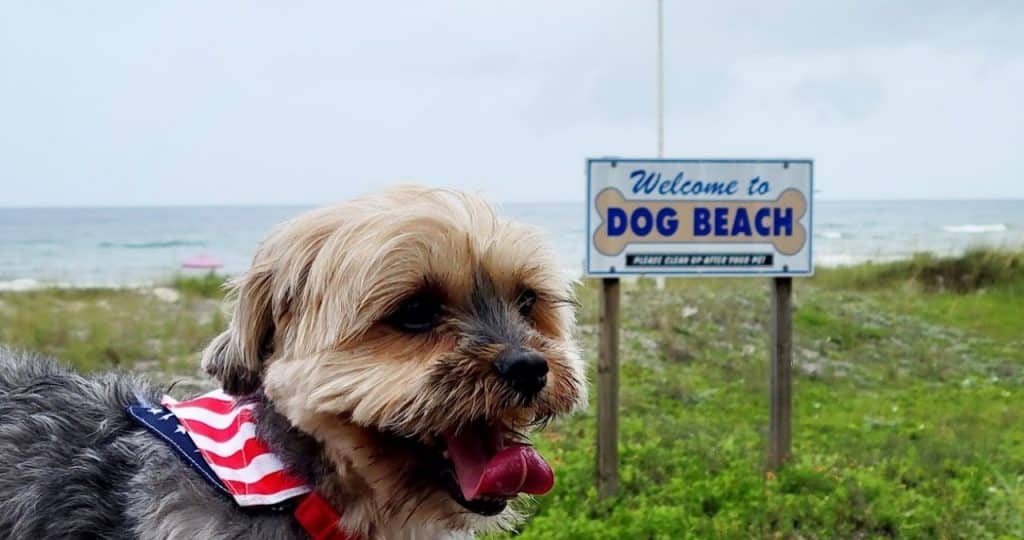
[1,1,1022,206]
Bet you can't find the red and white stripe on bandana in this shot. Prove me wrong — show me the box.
[162,389,312,507]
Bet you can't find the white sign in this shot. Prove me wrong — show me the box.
[586,158,813,277]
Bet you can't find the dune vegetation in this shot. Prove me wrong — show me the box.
[0,250,1021,539]
[508,249,1022,539]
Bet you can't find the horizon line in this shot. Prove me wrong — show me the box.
[2,196,1024,210]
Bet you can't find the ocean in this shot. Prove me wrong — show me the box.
[1,200,1021,289]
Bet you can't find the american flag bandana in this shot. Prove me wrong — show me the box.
[159,389,313,506]
[128,389,312,507]
[127,390,356,540]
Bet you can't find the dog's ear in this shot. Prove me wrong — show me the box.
[201,268,275,395]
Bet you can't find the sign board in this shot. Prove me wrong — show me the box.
[586,158,813,277]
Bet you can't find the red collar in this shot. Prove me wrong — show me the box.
[294,491,359,540]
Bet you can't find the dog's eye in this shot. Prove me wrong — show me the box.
[516,289,538,318]
[387,292,444,333]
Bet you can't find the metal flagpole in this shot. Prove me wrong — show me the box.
[655,0,667,290]
[657,0,664,159]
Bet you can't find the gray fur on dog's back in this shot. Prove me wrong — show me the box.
[0,349,305,540]
[0,349,144,538]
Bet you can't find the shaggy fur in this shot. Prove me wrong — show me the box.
[0,186,586,539]
[0,350,307,539]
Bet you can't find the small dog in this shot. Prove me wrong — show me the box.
[0,186,586,539]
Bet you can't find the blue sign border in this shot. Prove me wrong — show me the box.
[585,158,814,277]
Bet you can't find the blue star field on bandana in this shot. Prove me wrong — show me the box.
[126,404,230,497]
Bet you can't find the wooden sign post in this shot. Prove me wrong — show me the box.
[596,277,621,499]
[768,277,793,469]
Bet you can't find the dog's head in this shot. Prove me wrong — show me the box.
[201,186,585,534]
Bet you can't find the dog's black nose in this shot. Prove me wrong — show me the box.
[494,349,549,397]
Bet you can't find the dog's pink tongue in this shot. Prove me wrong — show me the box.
[444,429,554,501]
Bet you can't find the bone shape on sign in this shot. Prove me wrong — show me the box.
[593,188,808,256]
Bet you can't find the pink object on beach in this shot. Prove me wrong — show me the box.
[181,253,222,269]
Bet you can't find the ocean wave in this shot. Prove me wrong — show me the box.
[98,240,207,249]
[942,224,1007,234]
[0,278,153,291]
[0,278,43,291]
[814,253,908,267]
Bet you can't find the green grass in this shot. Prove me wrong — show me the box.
[1,251,1021,538]
[494,251,1023,539]
[0,281,226,374]
[170,272,231,298]
[812,248,1023,343]
[811,249,1024,294]
[905,289,1022,342]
